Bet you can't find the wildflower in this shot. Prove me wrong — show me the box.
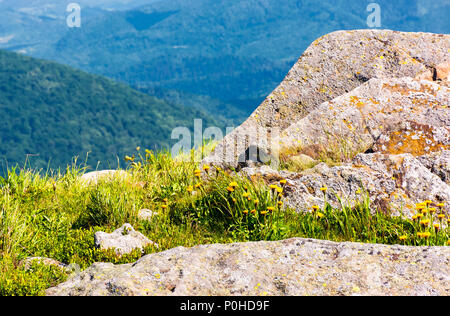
[194,169,201,174]
[243,210,249,215]
[416,213,424,219]
[227,186,235,193]
[269,184,278,190]
[276,187,283,194]
[203,165,210,172]
[434,223,440,231]
[436,203,445,208]
[277,201,283,207]
[425,200,433,206]
[267,207,275,212]
[280,179,287,185]
[163,198,168,203]
[428,208,436,214]
[232,198,237,203]
[229,182,238,188]
[125,155,134,162]
[260,211,269,215]
[447,240,450,246]
[136,146,141,151]
[399,235,408,241]
[195,183,202,188]
[187,186,193,193]
[145,149,152,155]
[317,212,325,218]
[422,232,431,238]
[420,219,430,227]
[415,205,425,211]
[320,186,328,192]
[412,215,418,221]
[312,205,320,212]
[243,192,250,198]
[437,214,445,220]
[161,205,168,209]
[254,199,259,206]
[250,209,257,214]
[355,189,361,195]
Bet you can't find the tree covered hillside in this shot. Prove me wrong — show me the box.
[0,49,219,171]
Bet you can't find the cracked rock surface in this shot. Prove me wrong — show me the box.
[46,238,450,296]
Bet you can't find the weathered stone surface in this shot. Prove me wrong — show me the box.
[278,77,449,162]
[46,238,450,296]
[94,224,157,256]
[205,30,449,168]
[242,152,450,217]
[80,170,129,185]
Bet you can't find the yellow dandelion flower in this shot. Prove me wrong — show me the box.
[203,165,210,171]
[436,203,445,208]
[194,169,201,174]
[276,187,283,194]
[320,186,327,192]
[312,205,320,211]
[227,186,235,192]
[438,214,445,220]
[428,208,436,214]
[250,209,257,214]
[260,211,269,215]
[229,182,238,188]
[195,183,202,188]
[243,192,250,198]
[254,199,259,205]
[277,201,283,206]
[161,205,168,209]
[187,186,193,193]
[434,223,440,230]
[420,219,430,227]
[355,189,361,195]
[317,212,325,218]
[280,179,287,185]
[163,198,168,203]
[267,207,275,212]
[399,235,407,241]
[243,210,249,215]
[425,200,433,205]
[447,240,450,246]
[269,184,278,190]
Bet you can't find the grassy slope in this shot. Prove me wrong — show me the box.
[0,147,448,295]
[0,49,222,171]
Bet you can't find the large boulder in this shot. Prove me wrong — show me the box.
[46,238,450,296]
[204,30,449,168]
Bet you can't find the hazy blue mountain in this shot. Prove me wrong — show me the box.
[1,0,448,119]
[0,49,221,171]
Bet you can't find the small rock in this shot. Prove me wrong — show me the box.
[80,170,129,185]
[137,209,157,221]
[288,154,317,171]
[20,257,70,272]
[94,224,157,256]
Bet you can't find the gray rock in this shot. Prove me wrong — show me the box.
[242,152,450,217]
[20,257,70,272]
[80,170,129,185]
[137,209,157,222]
[205,30,450,168]
[46,238,450,296]
[94,224,157,256]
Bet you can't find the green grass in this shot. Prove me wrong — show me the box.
[0,147,449,295]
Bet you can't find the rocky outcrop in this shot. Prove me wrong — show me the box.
[46,238,450,296]
[204,30,449,217]
[94,224,158,256]
[204,30,449,168]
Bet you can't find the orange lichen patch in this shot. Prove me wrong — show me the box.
[382,82,438,97]
[373,123,449,156]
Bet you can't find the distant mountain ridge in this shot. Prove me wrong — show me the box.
[0,49,220,170]
[1,0,448,120]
